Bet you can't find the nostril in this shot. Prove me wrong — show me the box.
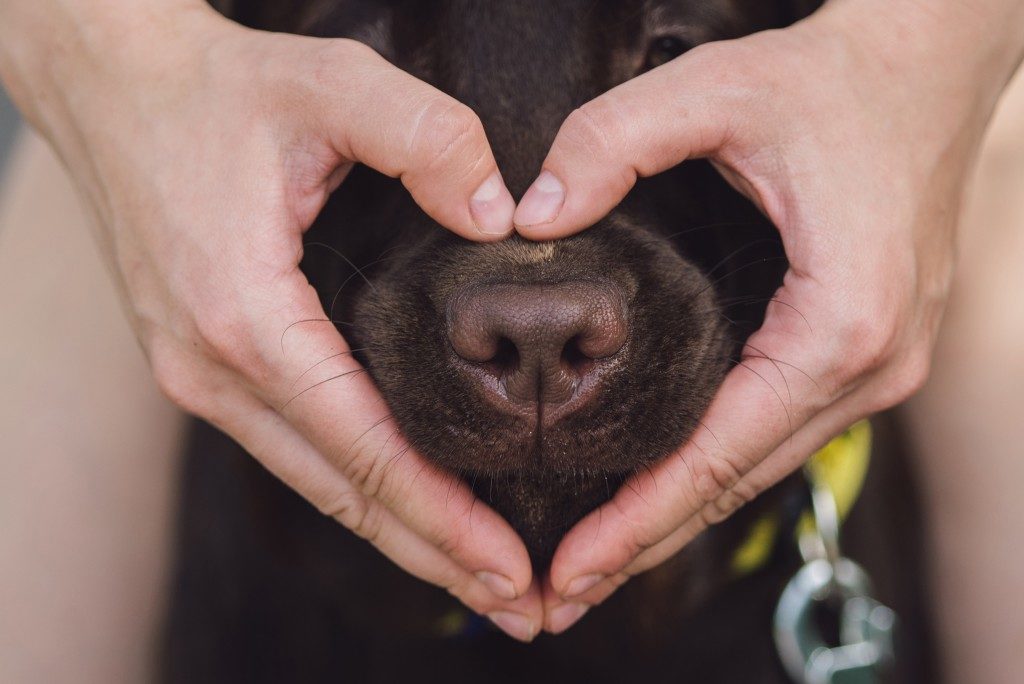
[447,281,627,411]
[560,335,597,377]
[482,337,519,378]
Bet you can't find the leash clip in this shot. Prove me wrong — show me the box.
[773,465,897,684]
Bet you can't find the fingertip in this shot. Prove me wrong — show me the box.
[486,611,539,642]
[464,516,534,599]
[474,571,518,600]
[506,552,536,599]
[546,500,644,597]
[546,603,590,634]
[512,170,566,234]
[560,572,604,599]
[468,170,515,239]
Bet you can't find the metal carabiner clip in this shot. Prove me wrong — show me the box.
[773,465,897,684]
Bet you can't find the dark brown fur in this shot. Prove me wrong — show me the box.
[163,2,938,681]
[294,0,800,563]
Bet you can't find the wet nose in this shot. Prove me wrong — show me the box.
[447,282,627,417]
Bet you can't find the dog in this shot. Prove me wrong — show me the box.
[162,1,938,681]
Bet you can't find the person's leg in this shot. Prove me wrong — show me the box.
[904,66,1024,683]
[0,132,185,683]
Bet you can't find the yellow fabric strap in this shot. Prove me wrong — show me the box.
[730,421,872,576]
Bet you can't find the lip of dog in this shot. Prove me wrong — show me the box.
[278,0,806,565]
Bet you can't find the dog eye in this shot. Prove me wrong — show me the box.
[644,35,689,70]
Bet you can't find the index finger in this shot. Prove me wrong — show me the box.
[293,38,516,240]
[512,41,751,239]
[545,271,871,598]
[232,275,535,598]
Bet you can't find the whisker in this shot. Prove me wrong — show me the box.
[695,418,722,450]
[704,238,783,279]
[376,428,403,473]
[641,462,658,494]
[741,341,821,393]
[336,411,394,463]
[730,359,794,440]
[711,295,812,335]
[290,347,372,390]
[329,272,364,323]
[448,468,463,508]
[304,241,380,294]
[736,341,792,405]
[279,367,370,410]
[661,220,759,242]
[715,311,760,329]
[327,251,402,321]
[279,317,357,353]
[693,256,789,299]
[623,479,647,505]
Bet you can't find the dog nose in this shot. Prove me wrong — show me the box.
[447,282,627,416]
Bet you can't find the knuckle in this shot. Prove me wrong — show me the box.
[681,450,758,528]
[700,479,757,526]
[900,347,933,396]
[590,572,630,606]
[621,527,654,559]
[411,99,487,173]
[875,346,933,409]
[341,448,388,502]
[307,38,378,91]
[323,489,381,542]
[560,101,621,163]
[192,308,267,380]
[433,519,466,559]
[837,311,899,381]
[444,577,490,614]
[333,37,378,64]
[608,496,658,558]
[149,342,206,414]
[690,40,761,93]
[689,452,745,506]
[559,100,637,192]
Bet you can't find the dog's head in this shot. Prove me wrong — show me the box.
[227,0,819,565]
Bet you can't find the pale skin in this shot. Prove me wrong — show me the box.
[1,0,541,643]
[518,0,1024,632]
[1,0,1023,649]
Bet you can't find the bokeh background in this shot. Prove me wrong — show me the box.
[0,91,19,165]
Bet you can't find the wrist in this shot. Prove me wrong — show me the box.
[813,0,1024,93]
[798,0,1024,154]
[0,0,222,135]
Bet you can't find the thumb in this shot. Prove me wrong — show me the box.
[310,39,515,240]
[512,45,745,239]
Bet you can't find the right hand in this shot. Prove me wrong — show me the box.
[0,1,540,640]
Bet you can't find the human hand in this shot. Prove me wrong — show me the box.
[0,0,541,639]
[511,0,1024,633]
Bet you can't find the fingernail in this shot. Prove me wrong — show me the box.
[547,603,590,634]
[513,170,565,228]
[475,571,518,600]
[487,611,537,642]
[563,573,604,598]
[469,171,515,236]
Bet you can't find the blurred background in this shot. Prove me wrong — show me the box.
[0,91,19,165]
